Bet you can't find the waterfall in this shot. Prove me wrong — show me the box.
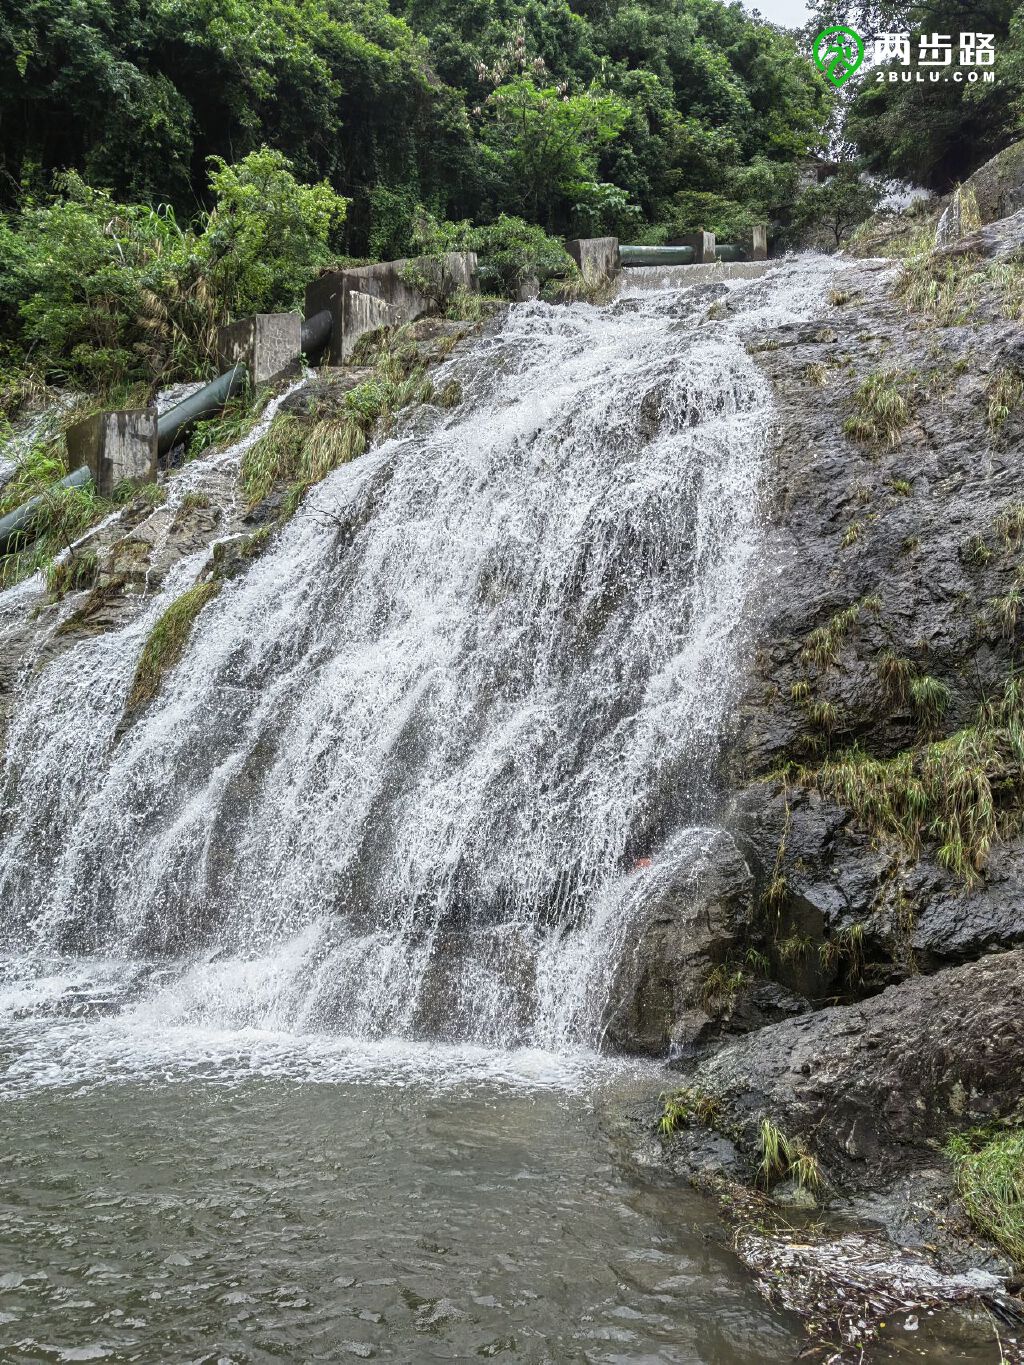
[0,258,840,1082]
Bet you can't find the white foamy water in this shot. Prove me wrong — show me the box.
[0,258,846,1091]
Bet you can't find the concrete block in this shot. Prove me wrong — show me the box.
[217,313,302,385]
[679,231,716,264]
[737,225,768,261]
[305,252,478,365]
[342,291,400,361]
[564,237,620,287]
[66,410,157,498]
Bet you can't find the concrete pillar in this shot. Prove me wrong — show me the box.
[679,231,716,265]
[217,313,302,385]
[563,237,620,287]
[66,410,158,498]
[738,225,768,261]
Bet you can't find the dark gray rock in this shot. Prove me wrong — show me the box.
[687,950,1024,1188]
[604,829,755,1055]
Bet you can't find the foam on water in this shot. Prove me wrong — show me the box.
[0,257,847,1091]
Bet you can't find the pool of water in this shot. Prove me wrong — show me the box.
[0,983,1002,1364]
[0,1058,810,1364]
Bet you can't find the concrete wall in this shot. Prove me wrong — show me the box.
[343,291,400,361]
[305,252,478,364]
[217,313,302,384]
[564,237,620,288]
[67,410,158,498]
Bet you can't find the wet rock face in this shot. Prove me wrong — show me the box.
[722,209,1024,986]
[635,210,1024,1259]
[692,950,1024,1185]
[605,831,754,1055]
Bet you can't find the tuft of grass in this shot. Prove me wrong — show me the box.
[113,479,165,508]
[757,1118,823,1192]
[878,649,914,702]
[894,250,986,326]
[844,370,914,448]
[186,387,264,460]
[180,491,211,513]
[985,368,1024,434]
[807,673,1024,884]
[698,963,746,1013]
[126,580,221,711]
[841,521,863,548]
[790,679,810,703]
[960,535,993,567]
[996,504,1024,549]
[909,674,952,727]
[806,698,840,733]
[990,584,1024,638]
[241,412,365,509]
[818,922,865,982]
[804,362,829,387]
[828,288,851,306]
[946,1127,1024,1267]
[45,549,98,600]
[800,599,868,669]
[0,477,110,588]
[888,477,912,496]
[776,931,813,965]
[659,1087,722,1135]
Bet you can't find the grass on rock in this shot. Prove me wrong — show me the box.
[946,1127,1024,1267]
[126,580,221,710]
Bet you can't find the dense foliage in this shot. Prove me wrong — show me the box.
[0,150,347,386]
[0,0,832,248]
[814,0,1024,191]
[1,0,1019,397]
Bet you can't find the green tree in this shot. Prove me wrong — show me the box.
[482,77,628,228]
[791,167,881,248]
[198,149,348,317]
[815,0,1023,189]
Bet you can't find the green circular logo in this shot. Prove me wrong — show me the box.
[813,25,865,88]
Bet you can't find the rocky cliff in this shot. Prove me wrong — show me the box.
[622,205,1024,1330]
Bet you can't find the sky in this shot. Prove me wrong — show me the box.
[745,0,813,30]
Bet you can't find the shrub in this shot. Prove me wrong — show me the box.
[0,151,347,387]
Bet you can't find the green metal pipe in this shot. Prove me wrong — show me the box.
[0,465,93,555]
[715,244,742,262]
[156,363,247,458]
[619,245,696,267]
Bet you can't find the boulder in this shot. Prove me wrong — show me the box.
[689,950,1024,1185]
[936,139,1024,245]
[604,829,756,1056]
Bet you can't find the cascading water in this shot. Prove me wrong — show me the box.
[0,258,841,1089]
